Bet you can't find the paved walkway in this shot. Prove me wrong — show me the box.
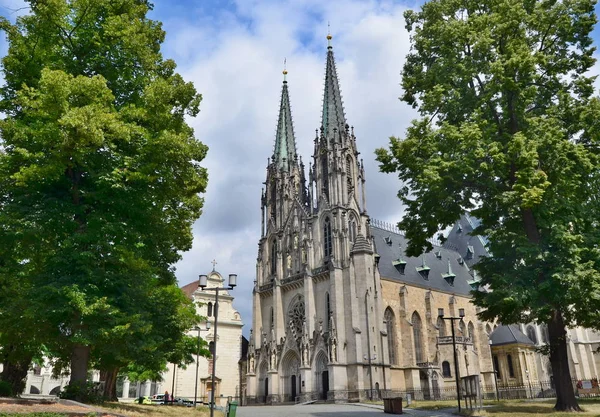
[236,403,457,417]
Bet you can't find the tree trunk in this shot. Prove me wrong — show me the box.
[69,344,90,395]
[548,309,581,411]
[102,368,119,402]
[0,356,31,396]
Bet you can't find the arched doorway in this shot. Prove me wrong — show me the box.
[257,361,268,403]
[280,350,300,402]
[315,351,329,400]
[420,370,431,400]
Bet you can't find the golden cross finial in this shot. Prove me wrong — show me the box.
[327,21,332,46]
[211,259,217,271]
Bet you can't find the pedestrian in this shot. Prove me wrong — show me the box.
[164,390,170,404]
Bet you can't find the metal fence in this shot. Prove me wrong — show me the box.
[241,379,599,406]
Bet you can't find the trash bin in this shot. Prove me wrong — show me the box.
[383,397,402,414]
[227,401,238,417]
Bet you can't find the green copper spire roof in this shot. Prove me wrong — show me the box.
[273,67,297,171]
[321,34,346,140]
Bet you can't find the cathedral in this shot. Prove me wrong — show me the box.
[244,36,600,404]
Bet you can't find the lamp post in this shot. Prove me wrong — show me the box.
[489,339,500,401]
[438,307,465,412]
[199,273,237,417]
[194,322,211,407]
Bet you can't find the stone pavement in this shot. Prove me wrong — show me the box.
[236,403,457,417]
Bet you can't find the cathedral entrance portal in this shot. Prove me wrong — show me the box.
[321,371,329,400]
[281,350,301,402]
[291,375,297,400]
[265,378,269,402]
[315,351,329,400]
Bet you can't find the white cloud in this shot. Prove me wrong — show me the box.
[162,0,418,337]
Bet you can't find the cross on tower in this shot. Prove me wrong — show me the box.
[211,259,217,271]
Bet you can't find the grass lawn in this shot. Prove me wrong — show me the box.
[457,398,600,417]
[99,403,225,417]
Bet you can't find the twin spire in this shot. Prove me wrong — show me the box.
[273,59,296,171]
[272,34,347,170]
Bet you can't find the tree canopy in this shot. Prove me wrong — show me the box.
[376,0,600,411]
[0,0,209,398]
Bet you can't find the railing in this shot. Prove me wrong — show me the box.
[417,362,438,368]
[437,336,472,344]
[371,218,442,247]
[372,379,598,402]
[258,282,273,292]
[281,273,303,286]
[312,265,328,275]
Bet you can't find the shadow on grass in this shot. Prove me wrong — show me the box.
[102,403,154,414]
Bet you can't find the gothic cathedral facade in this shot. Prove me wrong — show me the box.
[246,37,387,403]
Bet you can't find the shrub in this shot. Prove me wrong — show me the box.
[0,381,13,397]
[58,382,103,404]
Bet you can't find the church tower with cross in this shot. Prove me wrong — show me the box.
[246,35,387,403]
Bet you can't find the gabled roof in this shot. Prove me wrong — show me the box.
[273,73,297,171]
[443,213,490,268]
[490,324,535,347]
[181,280,199,300]
[321,38,346,140]
[372,225,475,295]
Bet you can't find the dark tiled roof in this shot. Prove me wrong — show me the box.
[240,336,249,361]
[443,214,490,268]
[490,324,535,346]
[372,226,475,296]
[181,280,199,300]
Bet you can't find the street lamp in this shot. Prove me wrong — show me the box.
[199,273,237,417]
[194,321,211,408]
[438,307,465,412]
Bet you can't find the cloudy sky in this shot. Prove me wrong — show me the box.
[156,0,419,336]
[1,0,600,338]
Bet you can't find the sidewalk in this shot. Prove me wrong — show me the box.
[348,402,459,416]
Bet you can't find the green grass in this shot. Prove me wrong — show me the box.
[99,403,224,417]
[0,413,68,417]
[457,398,600,417]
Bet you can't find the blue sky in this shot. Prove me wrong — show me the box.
[1,0,600,339]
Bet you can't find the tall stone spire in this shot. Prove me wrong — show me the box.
[321,33,346,140]
[273,63,297,171]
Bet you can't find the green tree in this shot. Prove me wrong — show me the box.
[376,0,600,411]
[0,0,208,397]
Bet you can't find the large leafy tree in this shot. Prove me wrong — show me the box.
[0,0,208,396]
[376,0,600,411]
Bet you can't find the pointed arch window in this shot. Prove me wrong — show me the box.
[540,325,549,344]
[437,316,446,338]
[493,355,501,379]
[346,155,354,196]
[270,181,277,219]
[321,151,329,199]
[385,308,397,365]
[507,354,515,378]
[412,312,424,364]
[526,325,538,344]
[324,217,332,259]
[349,218,357,243]
[468,321,477,351]
[270,307,274,329]
[459,320,466,336]
[207,302,213,317]
[271,240,277,275]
